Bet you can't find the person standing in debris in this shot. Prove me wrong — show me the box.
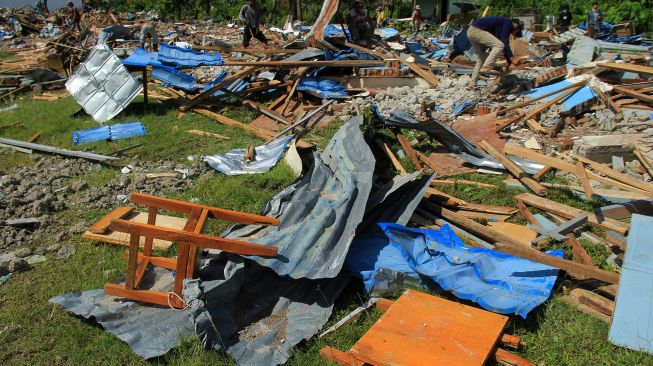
[586,2,603,39]
[467,16,523,89]
[347,0,375,46]
[67,2,81,33]
[559,3,572,29]
[376,6,386,28]
[139,22,159,51]
[35,0,49,14]
[412,5,423,34]
[239,0,268,48]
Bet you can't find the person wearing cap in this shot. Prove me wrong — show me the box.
[412,5,423,33]
[467,16,523,88]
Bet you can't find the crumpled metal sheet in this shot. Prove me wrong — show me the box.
[73,121,147,145]
[297,77,347,99]
[151,67,200,91]
[50,257,348,365]
[202,136,294,175]
[223,117,376,279]
[66,43,143,123]
[385,109,543,174]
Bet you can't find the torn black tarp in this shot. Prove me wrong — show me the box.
[384,110,543,174]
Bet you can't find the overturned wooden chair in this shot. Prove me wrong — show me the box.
[103,193,278,308]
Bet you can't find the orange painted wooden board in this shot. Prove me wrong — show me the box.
[349,289,508,366]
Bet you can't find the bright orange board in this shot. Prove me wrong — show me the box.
[350,290,508,366]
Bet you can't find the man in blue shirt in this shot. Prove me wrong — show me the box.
[467,16,523,88]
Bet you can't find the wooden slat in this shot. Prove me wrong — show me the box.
[130,193,279,225]
[187,208,210,278]
[375,139,407,175]
[422,201,526,247]
[575,162,593,200]
[494,242,620,284]
[174,207,203,295]
[516,193,629,235]
[600,62,653,75]
[125,233,140,290]
[193,108,276,140]
[479,140,547,196]
[27,131,42,143]
[395,132,422,171]
[504,145,650,195]
[181,67,257,111]
[567,234,595,266]
[532,165,554,181]
[104,283,185,308]
[88,207,135,234]
[109,219,278,256]
[517,200,539,225]
[571,153,653,194]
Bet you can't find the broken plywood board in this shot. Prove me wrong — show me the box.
[349,289,508,366]
[451,113,506,151]
[429,150,476,176]
[487,222,537,246]
[83,211,188,250]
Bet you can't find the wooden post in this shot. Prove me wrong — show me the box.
[125,233,141,290]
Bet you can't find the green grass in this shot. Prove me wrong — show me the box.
[1,96,652,365]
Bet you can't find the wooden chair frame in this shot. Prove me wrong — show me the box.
[103,193,278,308]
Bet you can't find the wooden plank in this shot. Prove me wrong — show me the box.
[174,207,203,295]
[487,222,537,246]
[319,346,365,366]
[128,251,177,270]
[595,199,653,220]
[571,153,653,194]
[416,151,448,176]
[83,212,186,250]
[194,108,276,140]
[431,179,496,188]
[125,233,140,290]
[104,283,185,308]
[576,162,594,200]
[561,289,612,323]
[130,193,279,225]
[109,219,278,256]
[142,207,158,257]
[494,242,620,284]
[425,187,467,206]
[479,140,547,196]
[395,132,422,170]
[185,129,229,140]
[633,145,653,177]
[181,67,257,111]
[88,207,135,234]
[600,62,653,76]
[27,131,42,143]
[532,165,554,181]
[517,200,539,225]
[221,59,385,67]
[614,85,653,104]
[375,139,407,175]
[516,193,629,235]
[349,289,507,366]
[187,208,209,278]
[494,348,536,366]
[567,233,595,266]
[504,145,650,195]
[422,201,526,247]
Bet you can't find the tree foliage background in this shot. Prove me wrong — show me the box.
[90,0,652,32]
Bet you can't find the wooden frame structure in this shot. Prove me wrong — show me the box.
[103,193,279,308]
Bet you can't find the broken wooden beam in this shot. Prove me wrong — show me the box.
[494,241,620,284]
[479,140,547,196]
[516,193,629,235]
[221,59,385,67]
[0,137,118,162]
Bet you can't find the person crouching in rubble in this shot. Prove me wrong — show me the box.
[140,22,159,51]
[67,2,81,33]
[347,0,375,46]
[467,16,523,89]
[239,0,268,48]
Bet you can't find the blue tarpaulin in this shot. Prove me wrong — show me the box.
[158,44,223,68]
[524,79,597,113]
[73,122,147,145]
[297,77,347,99]
[346,223,562,318]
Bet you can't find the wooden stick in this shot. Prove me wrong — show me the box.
[613,86,653,104]
[375,139,407,175]
[395,131,422,171]
[633,145,653,177]
[532,166,554,181]
[567,233,595,266]
[575,162,594,200]
[569,153,653,194]
[517,201,539,225]
[494,241,620,284]
[516,193,629,235]
[479,140,547,196]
